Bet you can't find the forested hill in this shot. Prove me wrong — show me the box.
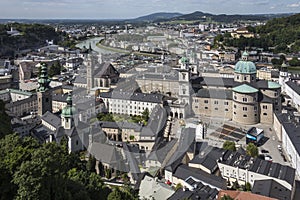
[0,23,62,58]
[220,13,300,53]
[256,13,300,52]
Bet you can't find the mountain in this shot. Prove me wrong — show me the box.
[158,11,293,23]
[130,12,183,22]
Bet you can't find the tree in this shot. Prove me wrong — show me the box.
[246,143,258,157]
[86,155,96,173]
[223,141,236,151]
[289,57,300,67]
[107,188,123,200]
[67,169,110,200]
[0,134,39,199]
[232,180,239,190]
[175,183,183,191]
[0,100,12,139]
[121,173,130,184]
[12,142,71,200]
[141,108,150,124]
[105,168,112,179]
[221,195,234,200]
[245,182,251,191]
[48,62,63,77]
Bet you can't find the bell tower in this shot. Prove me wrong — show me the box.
[61,93,75,130]
[37,63,52,116]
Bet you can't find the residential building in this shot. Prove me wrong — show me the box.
[273,111,300,177]
[100,91,164,116]
[217,150,295,190]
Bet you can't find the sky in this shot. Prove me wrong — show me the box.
[0,0,300,19]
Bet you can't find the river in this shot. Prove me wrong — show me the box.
[76,37,115,54]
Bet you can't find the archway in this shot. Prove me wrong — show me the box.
[175,112,178,118]
[179,113,183,119]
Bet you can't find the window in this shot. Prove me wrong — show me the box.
[214,101,218,105]
[234,105,237,108]
[252,76,254,80]
[205,107,208,110]
[237,75,239,80]
[263,105,267,109]
[225,108,229,112]
[243,114,247,117]
[263,113,268,116]
[244,76,247,80]
[215,108,218,110]
[254,106,257,111]
[224,101,229,105]
[243,107,247,111]
[204,100,208,104]
[234,96,237,100]
[234,112,236,115]
[243,98,247,102]
[195,106,198,108]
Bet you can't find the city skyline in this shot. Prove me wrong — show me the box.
[1,0,300,19]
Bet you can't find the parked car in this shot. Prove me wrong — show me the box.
[265,155,273,162]
[261,149,269,154]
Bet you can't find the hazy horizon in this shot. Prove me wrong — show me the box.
[1,0,300,19]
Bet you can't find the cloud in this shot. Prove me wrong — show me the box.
[0,0,299,19]
[287,2,300,7]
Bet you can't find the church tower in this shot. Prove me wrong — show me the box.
[279,62,289,93]
[37,63,52,116]
[86,53,95,93]
[61,93,76,130]
[178,57,192,117]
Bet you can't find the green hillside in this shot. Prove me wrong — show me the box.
[0,23,62,57]
[220,13,300,53]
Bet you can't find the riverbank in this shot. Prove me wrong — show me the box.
[97,39,130,54]
[97,39,161,57]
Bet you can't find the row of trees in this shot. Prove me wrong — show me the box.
[0,134,138,200]
[223,141,258,157]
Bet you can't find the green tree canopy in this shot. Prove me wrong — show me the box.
[221,195,234,200]
[0,100,12,139]
[246,143,259,157]
[289,57,300,67]
[223,141,236,151]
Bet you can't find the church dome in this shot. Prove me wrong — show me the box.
[234,52,256,74]
[180,57,189,64]
[61,93,76,118]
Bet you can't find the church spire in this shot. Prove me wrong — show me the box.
[38,63,51,92]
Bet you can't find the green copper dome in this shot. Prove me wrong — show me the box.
[181,57,189,64]
[61,93,76,118]
[268,81,281,89]
[235,52,256,74]
[233,84,258,94]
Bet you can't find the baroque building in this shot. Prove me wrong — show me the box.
[192,52,281,125]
